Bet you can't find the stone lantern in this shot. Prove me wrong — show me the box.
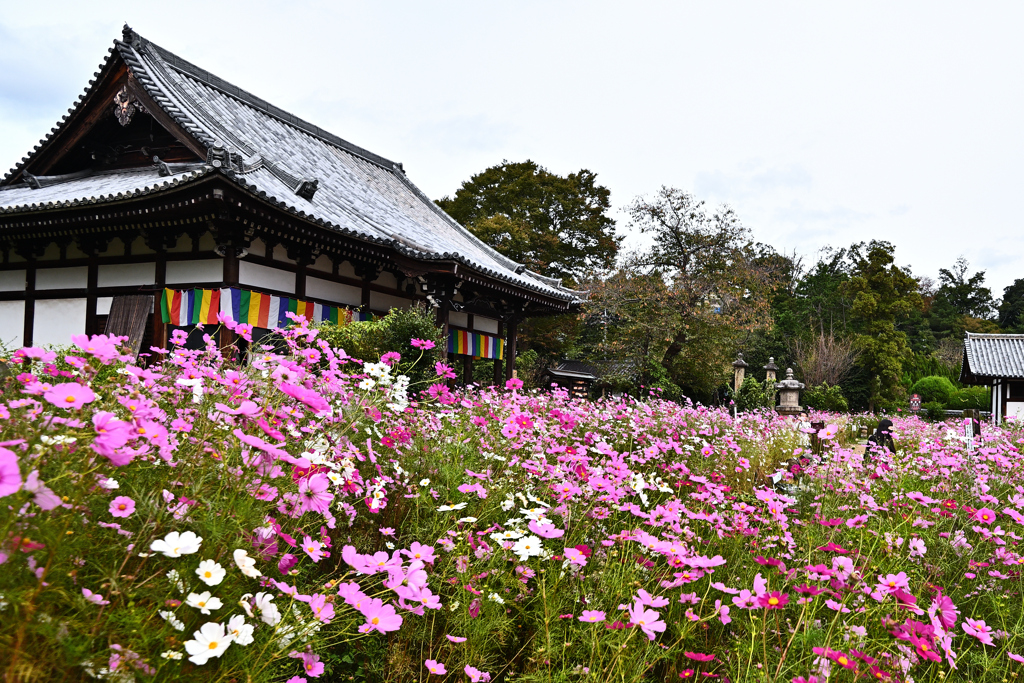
[732,353,748,394]
[774,368,805,416]
[764,357,778,383]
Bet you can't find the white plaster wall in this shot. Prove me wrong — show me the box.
[100,238,126,257]
[36,266,88,290]
[474,316,500,334]
[370,291,411,312]
[310,255,333,273]
[34,298,87,347]
[98,262,156,287]
[338,261,357,278]
[167,234,192,253]
[97,297,113,315]
[166,259,223,285]
[239,261,294,294]
[306,277,361,306]
[247,238,266,257]
[0,270,26,292]
[0,300,24,348]
[272,245,296,264]
[374,271,398,289]
[39,243,60,261]
[449,311,468,328]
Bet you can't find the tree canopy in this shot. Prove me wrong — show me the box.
[436,160,620,285]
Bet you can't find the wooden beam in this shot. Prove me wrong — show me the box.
[126,77,208,160]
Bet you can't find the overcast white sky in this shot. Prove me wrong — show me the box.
[2,1,1022,295]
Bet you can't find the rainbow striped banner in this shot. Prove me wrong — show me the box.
[447,329,505,360]
[161,288,372,329]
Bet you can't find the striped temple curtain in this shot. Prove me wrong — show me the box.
[447,328,505,360]
[160,288,372,329]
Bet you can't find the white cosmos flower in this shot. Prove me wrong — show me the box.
[490,529,524,542]
[100,478,119,490]
[238,594,254,618]
[184,621,232,665]
[166,569,185,594]
[158,610,185,631]
[500,498,515,511]
[419,478,431,487]
[160,650,183,660]
[253,592,281,626]
[488,592,505,604]
[437,503,468,512]
[458,516,478,524]
[226,614,254,646]
[186,591,223,615]
[195,560,226,586]
[511,535,544,562]
[233,549,261,578]
[150,531,203,557]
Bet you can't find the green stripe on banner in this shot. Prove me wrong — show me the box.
[287,299,298,315]
[160,289,169,323]
[239,289,251,323]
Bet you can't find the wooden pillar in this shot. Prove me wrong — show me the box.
[220,241,239,352]
[23,263,35,347]
[295,261,306,299]
[152,251,167,351]
[493,320,504,386]
[361,276,372,314]
[505,311,518,381]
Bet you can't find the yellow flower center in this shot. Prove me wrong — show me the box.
[208,641,218,650]
[372,617,380,625]
[65,395,76,403]
[838,656,848,665]
[768,597,779,606]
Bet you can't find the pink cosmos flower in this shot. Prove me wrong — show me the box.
[972,507,997,525]
[626,599,666,640]
[82,588,110,605]
[527,520,564,539]
[579,610,606,623]
[0,447,22,498]
[401,542,436,564]
[109,496,136,518]
[425,659,447,675]
[24,470,61,510]
[411,338,435,350]
[684,652,715,662]
[435,362,457,379]
[563,547,588,566]
[308,594,335,623]
[1008,652,1024,664]
[381,352,401,366]
[445,634,467,643]
[505,377,523,390]
[289,650,324,678]
[929,591,959,630]
[357,598,403,634]
[302,536,324,563]
[43,382,96,410]
[963,618,995,646]
[297,474,334,514]
[464,665,491,682]
[636,589,670,608]
[877,572,910,593]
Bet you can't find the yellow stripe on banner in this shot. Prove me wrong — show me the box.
[198,290,212,324]
[248,291,262,327]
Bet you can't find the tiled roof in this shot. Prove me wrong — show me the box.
[0,166,210,212]
[0,27,579,303]
[961,333,1024,380]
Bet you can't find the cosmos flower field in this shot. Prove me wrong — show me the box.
[1,318,1024,682]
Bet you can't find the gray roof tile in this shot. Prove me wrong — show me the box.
[962,333,1024,380]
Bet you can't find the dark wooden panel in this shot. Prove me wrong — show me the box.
[105,294,153,356]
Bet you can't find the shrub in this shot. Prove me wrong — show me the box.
[910,375,958,406]
[923,400,947,421]
[736,376,773,412]
[949,385,990,411]
[313,304,444,385]
[803,382,849,412]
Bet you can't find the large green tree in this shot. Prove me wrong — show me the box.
[624,187,788,400]
[436,160,620,285]
[841,240,922,411]
[928,257,997,337]
[998,278,1024,332]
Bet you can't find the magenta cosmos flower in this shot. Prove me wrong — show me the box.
[410,338,435,350]
[109,496,136,518]
[43,382,96,410]
[759,591,789,609]
[963,618,995,646]
[0,447,22,498]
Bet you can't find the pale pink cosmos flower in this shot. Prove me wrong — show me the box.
[24,470,61,510]
[0,447,22,498]
[425,659,447,675]
[464,665,492,682]
[43,382,96,410]
[301,536,324,563]
[876,572,910,593]
[445,634,467,643]
[627,599,666,640]
[357,598,403,634]
[563,547,587,566]
[82,588,110,605]
[963,618,995,646]
[109,496,136,518]
[579,610,605,623]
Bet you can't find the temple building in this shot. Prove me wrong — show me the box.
[960,332,1024,422]
[0,26,580,380]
